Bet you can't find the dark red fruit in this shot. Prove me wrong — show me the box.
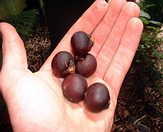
[62,73,88,103]
[75,53,97,77]
[71,31,94,55]
[84,83,110,113]
[51,51,75,78]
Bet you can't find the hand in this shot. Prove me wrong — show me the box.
[0,0,143,132]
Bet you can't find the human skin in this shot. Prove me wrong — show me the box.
[0,0,143,132]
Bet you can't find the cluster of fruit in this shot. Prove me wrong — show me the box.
[51,31,110,113]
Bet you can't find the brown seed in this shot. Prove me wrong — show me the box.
[62,73,88,103]
[75,53,97,77]
[71,31,94,55]
[51,51,75,78]
[84,82,110,113]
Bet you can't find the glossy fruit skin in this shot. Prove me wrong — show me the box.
[71,31,93,55]
[75,53,97,77]
[84,83,110,113]
[51,51,75,78]
[62,73,88,103]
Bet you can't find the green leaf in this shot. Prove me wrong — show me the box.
[149,20,161,26]
[146,26,158,30]
[140,3,155,11]
[140,10,151,19]
[140,17,149,25]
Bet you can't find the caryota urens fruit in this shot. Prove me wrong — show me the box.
[71,31,94,55]
[75,53,97,77]
[84,82,110,113]
[51,51,75,78]
[62,73,88,103]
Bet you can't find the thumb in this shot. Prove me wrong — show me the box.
[0,22,28,71]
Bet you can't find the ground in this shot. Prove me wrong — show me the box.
[0,23,162,132]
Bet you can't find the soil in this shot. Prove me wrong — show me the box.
[0,23,162,132]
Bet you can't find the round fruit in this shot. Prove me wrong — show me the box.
[62,73,88,103]
[71,31,94,55]
[51,51,75,78]
[84,83,110,113]
[75,53,97,77]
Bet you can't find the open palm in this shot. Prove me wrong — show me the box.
[0,0,143,132]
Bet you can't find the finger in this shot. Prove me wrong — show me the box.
[40,0,108,71]
[0,22,28,70]
[94,2,140,78]
[91,0,126,56]
[104,17,143,96]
